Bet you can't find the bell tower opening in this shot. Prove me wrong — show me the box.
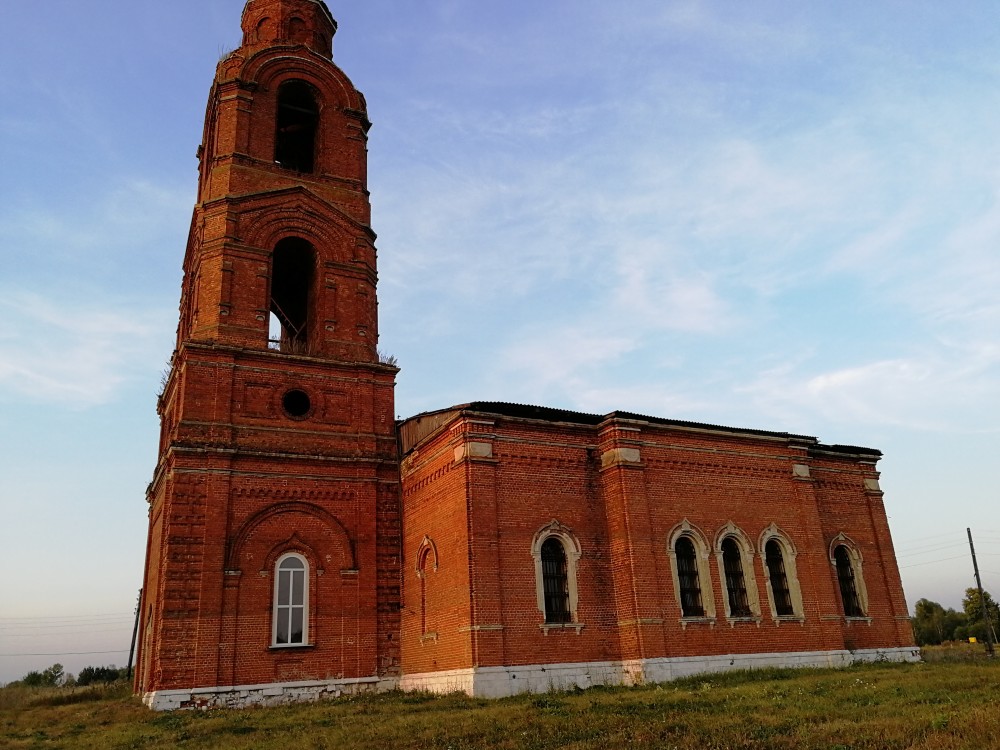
[270,237,315,354]
[275,80,319,173]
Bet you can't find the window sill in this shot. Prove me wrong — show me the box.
[725,616,762,627]
[540,623,584,635]
[269,643,315,651]
[679,617,716,629]
[845,616,873,626]
[774,615,805,625]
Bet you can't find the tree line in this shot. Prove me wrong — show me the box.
[912,588,999,646]
[5,663,128,688]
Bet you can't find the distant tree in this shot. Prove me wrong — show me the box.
[76,665,127,686]
[17,663,65,687]
[961,588,1000,643]
[912,599,967,646]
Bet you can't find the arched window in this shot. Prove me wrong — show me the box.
[541,538,571,624]
[721,537,751,617]
[275,80,319,173]
[834,544,864,617]
[531,521,582,628]
[418,548,429,635]
[759,525,804,620]
[273,553,308,646]
[668,521,715,621]
[675,536,704,617]
[765,539,794,617]
[270,237,314,353]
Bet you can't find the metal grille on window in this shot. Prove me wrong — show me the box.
[722,538,751,617]
[275,556,306,644]
[765,540,794,616]
[834,545,863,617]
[541,538,571,623]
[675,536,704,617]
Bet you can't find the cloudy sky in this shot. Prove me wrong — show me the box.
[2,0,1000,683]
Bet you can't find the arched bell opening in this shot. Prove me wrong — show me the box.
[275,80,319,173]
[269,237,315,354]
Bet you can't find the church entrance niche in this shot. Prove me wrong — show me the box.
[275,80,319,173]
[270,237,314,354]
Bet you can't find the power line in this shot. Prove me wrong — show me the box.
[0,620,133,632]
[0,613,132,622]
[899,554,969,569]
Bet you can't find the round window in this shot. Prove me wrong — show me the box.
[282,389,311,418]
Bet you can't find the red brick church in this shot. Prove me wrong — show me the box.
[135,0,917,710]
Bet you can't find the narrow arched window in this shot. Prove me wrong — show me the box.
[765,540,794,616]
[275,80,319,173]
[270,237,314,353]
[721,537,751,617]
[834,545,864,617]
[541,538,570,624]
[273,553,308,646]
[417,546,431,636]
[675,536,704,617]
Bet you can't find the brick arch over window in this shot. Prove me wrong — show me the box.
[830,533,869,618]
[530,521,582,625]
[243,56,365,113]
[713,522,760,621]
[226,501,356,571]
[667,520,716,621]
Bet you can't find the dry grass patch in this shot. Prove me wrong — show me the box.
[2,662,1000,749]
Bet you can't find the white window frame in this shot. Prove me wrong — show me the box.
[829,533,869,619]
[667,520,716,623]
[272,552,309,647]
[531,520,583,631]
[713,522,761,622]
[758,523,805,621]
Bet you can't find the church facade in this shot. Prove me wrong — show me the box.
[135,0,917,711]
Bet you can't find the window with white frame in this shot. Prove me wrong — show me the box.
[834,543,865,617]
[667,520,716,621]
[531,521,582,627]
[273,553,308,646]
[758,524,804,620]
[721,537,752,617]
[765,539,794,616]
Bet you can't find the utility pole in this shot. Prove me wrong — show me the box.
[127,588,142,680]
[967,528,995,657]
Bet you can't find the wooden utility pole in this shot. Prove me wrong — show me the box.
[127,589,142,679]
[967,528,995,657]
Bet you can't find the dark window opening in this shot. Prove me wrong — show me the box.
[275,80,318,173]
[541,538,571,624]
[722,537,752,617]
[675,536,704,617]
[282,389,311,418]
[765,540,794,616]
[270,237,314,353]
[835,545,864,617]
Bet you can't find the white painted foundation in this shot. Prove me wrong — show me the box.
[143,674,390,711]
[399,647,922,699]
[144,647,921,709]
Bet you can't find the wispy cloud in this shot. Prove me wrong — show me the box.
[0,292,170,408]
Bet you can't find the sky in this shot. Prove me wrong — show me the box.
[2,0,1000,685]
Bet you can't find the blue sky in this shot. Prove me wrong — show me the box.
[2,0,1000,683]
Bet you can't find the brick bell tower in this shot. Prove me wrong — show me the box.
[136,0,401,709]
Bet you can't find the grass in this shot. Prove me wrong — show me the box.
[2,659,1000,749]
